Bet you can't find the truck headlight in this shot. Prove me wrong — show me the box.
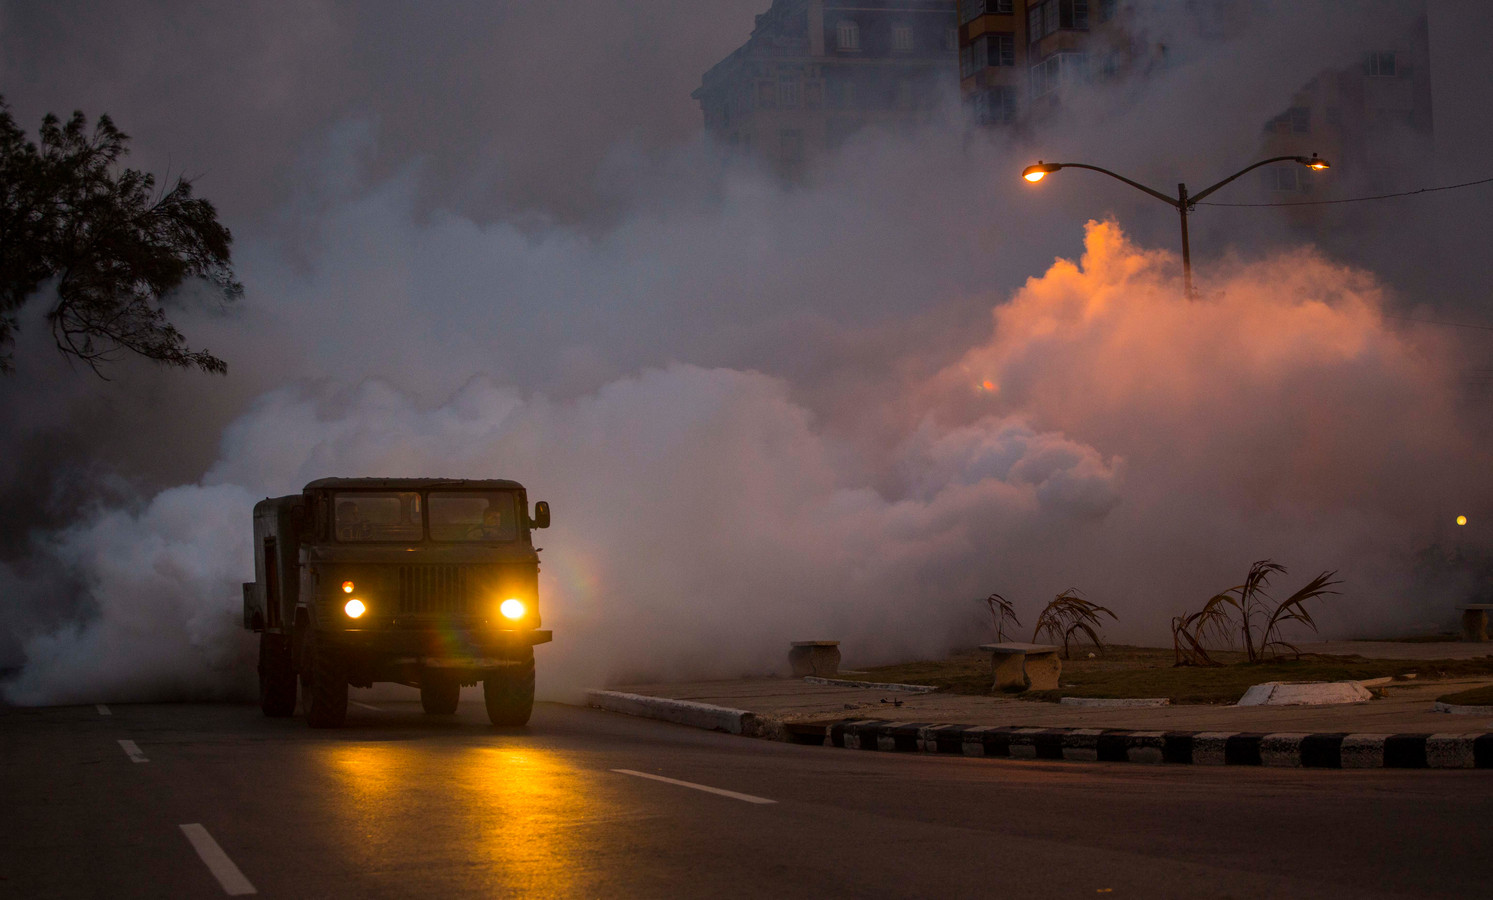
[345,598,367,618]
[500,598,526,620]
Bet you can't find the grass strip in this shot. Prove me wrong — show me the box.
[857,645,1493,705]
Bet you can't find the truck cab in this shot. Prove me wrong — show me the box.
[244,477,552,727]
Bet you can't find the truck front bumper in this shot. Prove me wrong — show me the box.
[325,625,552,658]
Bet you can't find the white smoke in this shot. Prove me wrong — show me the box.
[4,2,1492,706]
[7,221,1489,704]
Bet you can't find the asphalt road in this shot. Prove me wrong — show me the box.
[3,699,1488,899]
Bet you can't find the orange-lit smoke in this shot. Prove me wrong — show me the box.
[5,222,1491,704]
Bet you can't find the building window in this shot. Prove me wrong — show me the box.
[780,129,804,163]
[965,33,1015,76]
[1098,0,1117,22]
[1029,0,1089,43]
[1030,51,1088,98]
[965,0,1013,20]
[893,24,914,53]
[757,81,776,108]
[987,32,1015,66]
[945,27,959,51]
[1265,166,1304,192]
[1365,51,1396,77]
[778,75,801,109]
[837,19,860,51]
[1325,105,1341,126]
[974,85,1018,124]
[1265,106,1312,134]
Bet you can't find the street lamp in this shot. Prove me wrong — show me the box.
[1021,154,1331,297]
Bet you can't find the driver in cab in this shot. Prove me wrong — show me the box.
[473,501,508,539]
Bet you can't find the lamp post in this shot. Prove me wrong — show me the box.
[1021,154,1330,297]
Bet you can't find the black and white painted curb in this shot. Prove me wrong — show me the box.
[807,720,1493,769]
[585,693,1493,769]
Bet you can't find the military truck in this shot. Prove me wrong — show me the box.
[243,478,552,728]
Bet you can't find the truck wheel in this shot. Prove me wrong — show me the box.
[304,634,348,728]
[258,633,297,717]
[483,658,535,726]
[420,675,461,715]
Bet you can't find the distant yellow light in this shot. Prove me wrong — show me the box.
[342,580,355,593]
[1024,170,1046,182]
[1457,515,1468,526]
[500,599,526,620]
[1309,161,1329,170]
[344,598,366,618]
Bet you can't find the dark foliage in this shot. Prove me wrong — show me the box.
[1031,588,1116,658]
[0,96,240,375]
[1173,559,1341,665]
[977,591,1021,642]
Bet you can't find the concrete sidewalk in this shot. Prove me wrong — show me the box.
[610,641,1493,734]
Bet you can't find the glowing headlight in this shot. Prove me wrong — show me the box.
[344,598,366,618]
[342,580,355,594]
[500,598,526,620]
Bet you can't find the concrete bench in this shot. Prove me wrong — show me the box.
[790,641,841,677]
[1458,605,1493,642]
[979,642,1062,692]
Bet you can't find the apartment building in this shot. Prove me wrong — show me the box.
[693,0,959,174]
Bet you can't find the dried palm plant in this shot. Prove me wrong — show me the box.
[978,592,1021,642]
[1031,589,1116,658]
[1171,594,1234,666]
[1258,569,1341,658]
[1175,560,1341,665]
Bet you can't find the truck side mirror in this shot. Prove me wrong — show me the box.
[530,500,551,530]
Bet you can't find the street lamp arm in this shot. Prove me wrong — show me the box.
[1188,156,1313,205]
[1050,163,1181,208]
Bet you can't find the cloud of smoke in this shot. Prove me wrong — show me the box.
[7,221,1488,704]
[3,1,1492,705]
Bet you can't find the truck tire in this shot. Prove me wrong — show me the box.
[258,633,297,717]
[420,675,461,715]
[483,657,535,726]
[304,633,348,728]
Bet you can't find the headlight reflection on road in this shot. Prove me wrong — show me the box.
[315,744,594,894]
[455,748,586,895]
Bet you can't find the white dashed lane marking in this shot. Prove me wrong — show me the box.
[612,769,776,805]
[180,824,257,895]
[96,704,111,716]
[117,739,148,763]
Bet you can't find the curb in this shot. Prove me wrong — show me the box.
[1433,701,1493,715]
[1059,697,1170,708]
[803,676,938,693]
[795,719,1493,769]
[586,690,785,738]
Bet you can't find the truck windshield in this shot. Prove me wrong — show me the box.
[429,491,519,542]
[334,492,423,542]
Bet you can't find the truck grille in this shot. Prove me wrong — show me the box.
[398,565,478,615]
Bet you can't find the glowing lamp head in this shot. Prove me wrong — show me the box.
[1299,153,1330,171]
[1022,161,1061,183]
[500,598,527,620]
[1457,515,1468,526]
[342,580,355,594]
[344,598,366,618]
